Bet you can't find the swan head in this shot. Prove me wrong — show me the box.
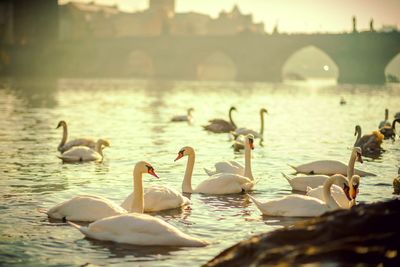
[245,134,255,150]
[56,120,66,129]
[174,146,194,162]
[353,147,363,163]
[354,125,361,136]
[187,108,194,115]
[97,139,110,148]
[229,106,237,112]
[135,161,159,178]
[349,175,360,200]
[260,108,268,115]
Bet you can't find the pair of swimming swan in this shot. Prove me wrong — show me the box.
[249,174,356,217]
[171,108,194,123]
[56,120,110,162]
[65,162,207,247]
[48,135,256,221]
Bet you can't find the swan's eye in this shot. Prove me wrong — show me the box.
[145,165,153,172]
[249,139,254,144]
[179,150,185,155]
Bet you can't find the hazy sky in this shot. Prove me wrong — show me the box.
[60,0,400,33]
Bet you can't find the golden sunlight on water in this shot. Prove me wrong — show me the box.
[0,78,399,266]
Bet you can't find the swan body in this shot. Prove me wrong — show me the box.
[395,112,400,121]
[121,185,191,212]
[249,175,351,217]
[354,125,384,155]
[203,106,237,133]
[378,108,391,129]
[204,134,254,178]
[58,139,110,162]
[175,146,254,195]
[306,175,360,209]
[379,119,399,140]
[56,120,96,153]
[171,108,194,123]
[289,160,375,176]
[68,213,207,247]
[69,161,208,247]
[282,173,332,192]
[231,108,267,140]
[47,195,127,222]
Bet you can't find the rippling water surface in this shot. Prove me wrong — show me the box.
[0,78,399,266]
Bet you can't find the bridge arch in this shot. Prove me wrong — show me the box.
[282,45,339,83]
[196,51,237,81]
[125,49,155,78]
[385,52,400,83]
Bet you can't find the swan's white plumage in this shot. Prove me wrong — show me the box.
[47,195,126,222]
[121,185,191,212]
[282,173,331,192]
[248,194,328,217]
[204,160,244,176]
[60,138,96,153]
[58,146,102,162]
[195,173,253,194]
[69,213,208,247]
[306,185,350,209]
[289,160,375,176]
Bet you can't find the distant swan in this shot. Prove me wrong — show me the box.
[248,175,354,217]
[57,139,110,162]
[47,161,159,222]
[203,106,237,133]
[231,108,268,141]
[379,119,399,140]
[204,134,254,180]
[56,120,96,153]
[378,108,391,129]
[68,161,208,247]
[171,108,194,123]
[354,125,384,155]
[176,146,254,194]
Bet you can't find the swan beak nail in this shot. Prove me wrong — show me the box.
[174,154,183,162]
[357,153,363,163]
[148,169,159,179]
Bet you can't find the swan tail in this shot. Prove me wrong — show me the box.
[287,164,298,173]
[306,186,313,193]
[68,221,90,236]
[281,172,292,183]
[247,194,263,209]
[37,208,48,214]
[203,168,216,176]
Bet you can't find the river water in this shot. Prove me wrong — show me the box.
[0,78,399,266]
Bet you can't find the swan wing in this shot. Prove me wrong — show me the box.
[307,185,350,209]
[282,173,329,192]
[214,161,244,175]
[293,160,348,176]
[61,138,96,152]
[47,195,126,222]
[195,173,253,194]
[58,146,101,162]
[70,213,208,247]
[171,115,188,122]
[249,194,326,217]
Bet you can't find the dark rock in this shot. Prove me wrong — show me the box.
[205,199,400,267]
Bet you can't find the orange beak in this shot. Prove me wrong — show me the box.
[148,169,159,179]
[349,185,358,199]
[174,153,184,162]
[250,142,254,150]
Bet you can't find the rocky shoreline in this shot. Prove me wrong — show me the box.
[205,199,400,266]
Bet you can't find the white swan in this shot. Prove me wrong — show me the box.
[171,108,194,123]
[57,139,110,162]
[284,147,363,192]
[378,108,391,129]
[56,120,96,153]
[121,171,191,212]
[286,147,362,192]
[306,175,360,208]
[203,106,237,133]
[68,161,208,247]
[248,175,353,217]
[289,145,376,177]
[204,134,254,179]
[175,146,254,194]
[231,108,268,140]
[47,162,159,222]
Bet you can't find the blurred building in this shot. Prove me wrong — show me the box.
[0,0,58,44]
[59,0,265,39]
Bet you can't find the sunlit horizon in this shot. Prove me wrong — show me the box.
[59,0,400,33]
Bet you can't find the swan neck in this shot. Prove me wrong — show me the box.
[385,109,388,120]
[354,128,361,146]
[323,176,340,209]
[131,168,144,213]
[244,144,253,180]
[59,124,68,148]
[95,142,103,156]
[182,153,195,193]
[229,109,236,128]
[259,111,265,136]
[347,151,357,180]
